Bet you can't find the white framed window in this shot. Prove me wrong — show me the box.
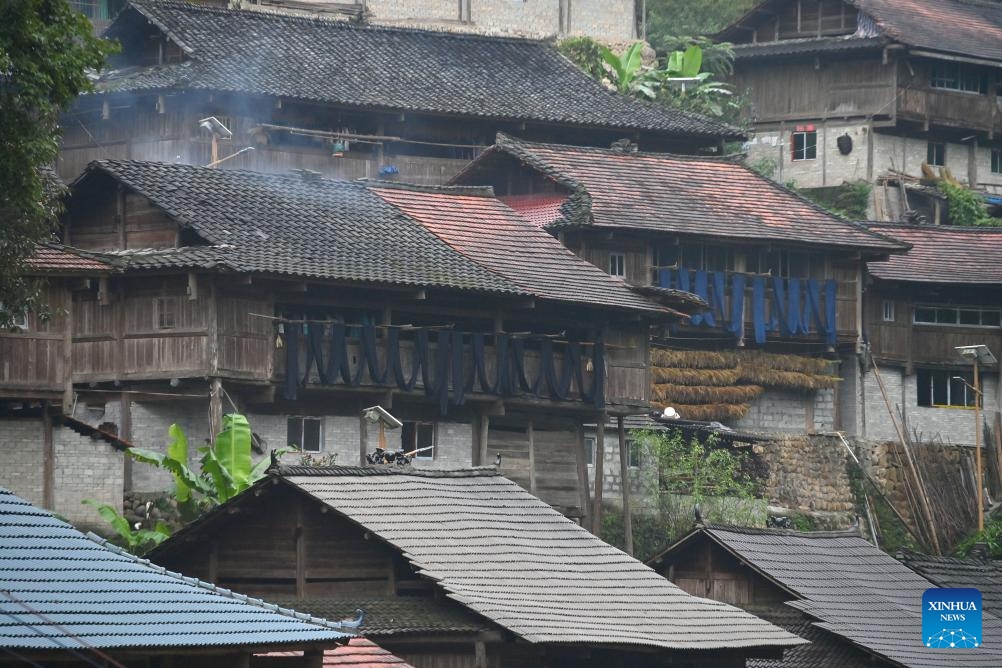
[609,253,626,278]
[791,129,817,161]
[914,305,1001,327]
[402,421,435,460]
[882,300,895,322]
[584,436,596,466]
[287,416,323,452]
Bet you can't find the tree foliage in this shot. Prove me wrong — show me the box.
[938,181,999,227]
[645,0,757,50]
[0,1,115,327]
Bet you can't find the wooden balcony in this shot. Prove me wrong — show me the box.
[897,87,1002,132]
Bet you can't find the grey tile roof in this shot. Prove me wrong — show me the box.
[897,549,1002,617]
[732,36,891,60]
[454,134,908,255]
[658,525,1002,667]
[0,486,348,652]
[273,466,804,652]
[265,596,490,636]
[74,160,523,295]
[97,0,738,140]
[746,606,874,668]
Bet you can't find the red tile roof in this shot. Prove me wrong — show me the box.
[500,194,567,229]
[371,184,690,316]
[262,638,414,667]
[26,245,112,274]
[458,134,906,255]
[867,223,1002,284]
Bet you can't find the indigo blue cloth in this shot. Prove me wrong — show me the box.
[284,323,299,400]
[771,276,790,336]
[728,273,746,338]
[711,271,726,326]
[677,268,691,294]
[805,279,824,337]
[787,278,803,335]
[752,276,767,344]
[658,268,672,288]
[451,330,466,407]
[692,270,709,326]
[825,279,838,345]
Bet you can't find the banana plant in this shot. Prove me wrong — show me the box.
[599,42,659,100]
[82,500,171,554]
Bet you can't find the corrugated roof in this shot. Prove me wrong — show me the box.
[897,549,1002,617]
[455,134,907,254]
[0,486,348,652]
[652,525,1002,667]
[371,183,684,315]
[270,466,804,652]
[866,223,1002,284]
[96,0,738,140]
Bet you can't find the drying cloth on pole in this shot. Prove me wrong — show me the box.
[362,323,389,384]
[771,276,790,336]
[728,273,746,338]
[451,330,466,407]
[303,321,327,385]
[805,279,824,339]
[752,276,768,344]
[676,268,691,294]
[284,323,299,400]
[710,271,726,327]
[787,278,803,335]
[692,270,710,326]
[658,268,672,288]
[825,279,838,346]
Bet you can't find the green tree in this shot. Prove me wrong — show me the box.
[0,1,115,327]
[645,0,757,49]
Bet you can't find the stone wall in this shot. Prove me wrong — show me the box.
[757,434,856,520]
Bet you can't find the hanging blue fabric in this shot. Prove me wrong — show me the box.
[824,279,838,346]
[511,337,544,394]
[727,273,746,338]
[710,271,726,326]
[752,277,767,344]
[771,276,790,336]
[805,279,824,338]
[471,333,497,393]
[676,268,691,294]
[390,328,424,391]
[284,322,299,400]
[326,323,365,386]
[588,339,606,408]
[692,270,709,326]
[658,268,672,288]
[361,323,388,384]
[303,320,327,385]
[787,278,803,335]
[495,333,513,396]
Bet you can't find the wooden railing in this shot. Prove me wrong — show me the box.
[897,88,1001,131]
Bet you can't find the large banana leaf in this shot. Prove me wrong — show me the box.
[167,424,191,503]
[199,444,237,502]
[128,446,211,496]
[680,45,703,78]
[214,414,253,490]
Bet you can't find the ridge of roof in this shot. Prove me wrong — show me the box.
[705,523,865,539]
[87,534,356,633]
[270,464,501,478]
[868,221,1002,234]
[365,180,496,198]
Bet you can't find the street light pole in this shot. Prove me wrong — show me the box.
[957,345,997,533]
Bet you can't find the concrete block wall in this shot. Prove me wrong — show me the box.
[52,427,124,531]
[585,434,644,499]
[735,388,835,434]
[861,368,999,446]
[0,418,46,509]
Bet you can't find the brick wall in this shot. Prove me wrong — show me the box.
[862,367,999,446]
[735,387,835,434]
[52,426,124,531]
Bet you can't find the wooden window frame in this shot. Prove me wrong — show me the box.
[926,142,946,167]
[584,435,596,466]
[916,369,979,409]
[609,252,626,278]
[155,296,177,330]
[914,305,1001,328]
[991,148,1002,175]
[287,416,323,453]
[882,300,895,322]
[402,421,436,460]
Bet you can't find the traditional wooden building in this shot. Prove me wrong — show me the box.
[148,465,804,668]
[60,0,736,184]
[0,158,698,529]
[859,223,1002,446]
[452,133,907,434]
[648,524,1002,668]
[0,485,351,667]
[718,0,1002,218]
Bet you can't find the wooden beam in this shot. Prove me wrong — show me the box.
[116,185,126,249]
[187,272,199,301]
[592,418,605,536]
[576,422,591,530]
[479,415,490,467]
[474,639,487,668]
[120,392,133,492]
[617,416,633,556]
[209,379,223,442]
[62,292,73,414]
[527,419,537,495]
[295,501,306,598]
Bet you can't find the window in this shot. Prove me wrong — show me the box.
[791,129,817,161]
[914,305,1001,327]
[882,300,895,322]
[927,142,946,167]
[992,149,1002,175]
[156,297,177,329]
[1,304,27,330]
[628,440,642,468]
[917,369,979,408]
[402,421,435,459]
[287,417,323,452]
[584,436,596,466]
[931,62,989,94]
[609,253,626,278]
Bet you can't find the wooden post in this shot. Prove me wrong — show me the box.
[121,392,133,492]
[592,417,605,536]
[575,422,591,530]
[62,292,73,414]
[527,420,536,495]
[296,500,306,598]
[479,415,490,468]
[359,414,368,466]
[474,639,487,668]
[42,406,54,511]
[617,416,633,556]
[975,356,984,533]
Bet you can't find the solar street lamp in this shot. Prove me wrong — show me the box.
[956,345,997,532]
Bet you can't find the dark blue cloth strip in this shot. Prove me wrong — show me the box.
[752,276,767,344]
[728,273,746,338]
[284,323,299,400]
[825,279,838,346]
